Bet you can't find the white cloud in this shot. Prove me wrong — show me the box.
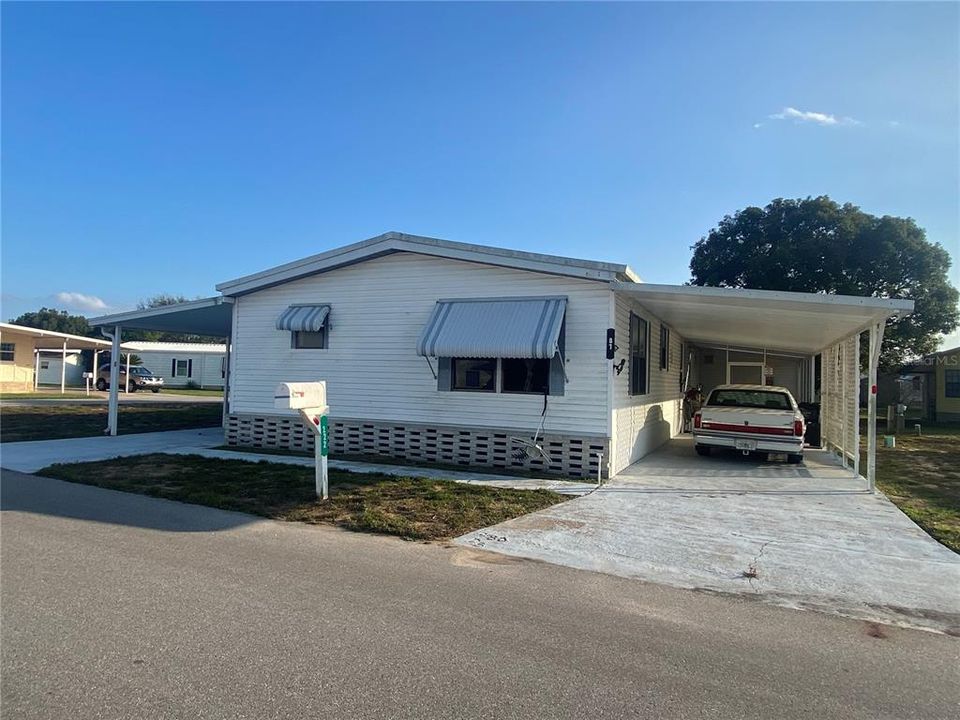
[54,291,109,312]
[768,106,862,127]
[753,122,763,129]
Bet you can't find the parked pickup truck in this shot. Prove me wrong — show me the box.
[693,384,805,464]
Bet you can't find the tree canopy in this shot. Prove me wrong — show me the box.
[689,196,959,369]
[8,307,96,337]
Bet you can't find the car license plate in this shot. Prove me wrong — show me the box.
[735,439,757,451]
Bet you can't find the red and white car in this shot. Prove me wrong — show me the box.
[693,384,806,464]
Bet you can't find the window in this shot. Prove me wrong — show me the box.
[292,330,326,349]
[0,343,14,362]
[707,388,792,410]
[501,358,550,394]
[946,370,960,398]
[629,313,648,395]
[174,360,189,377]
[40,360,50,370]
[659,324,670,370]
[452,358,496,392]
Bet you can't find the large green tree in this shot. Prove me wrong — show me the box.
[689,197,959,369]
[9,307,96,337]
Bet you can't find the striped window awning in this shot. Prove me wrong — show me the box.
[275,305,330,332]
[416,297,567,359]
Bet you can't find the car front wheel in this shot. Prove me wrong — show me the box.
[95,378,106,391]
[151,388,160,393]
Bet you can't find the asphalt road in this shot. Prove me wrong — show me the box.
[2,470,958,720]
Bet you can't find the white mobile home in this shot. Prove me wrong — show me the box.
[91,232,911,483]
[121,342,226,388]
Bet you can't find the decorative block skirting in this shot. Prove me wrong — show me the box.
[225,413,609,479]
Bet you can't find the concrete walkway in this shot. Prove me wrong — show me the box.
[457,437,960,634]
[1,428,224,472]
[0,429,594,494]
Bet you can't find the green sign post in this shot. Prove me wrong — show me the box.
[319,415,329,457]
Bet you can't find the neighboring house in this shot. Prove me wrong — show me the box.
[0,322,112,392]
[120,341,227,388]
[91,232,912,480]
[927,346,960,422]
[37,351,85,387]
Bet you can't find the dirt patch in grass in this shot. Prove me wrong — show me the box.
[868,423,960,553]
[37,453,566,540]
[1,404,222,442]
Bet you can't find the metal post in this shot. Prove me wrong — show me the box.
[34,350,40,390]
[319,414,329,500]
[60,339,67,394]
[92,350,99,394]
[866,321,884,493]
[809,354,816,403]
[853,332,861,478]
[124,352,131,393]
[107,325,121,436]
[222,335,231,429]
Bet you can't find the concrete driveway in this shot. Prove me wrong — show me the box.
[458,437,960,634]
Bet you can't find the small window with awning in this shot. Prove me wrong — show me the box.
[277,304,330,349]
[417,297,567,395]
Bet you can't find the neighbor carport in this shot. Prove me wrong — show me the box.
[89,297,234,435]
[612,283,914,490]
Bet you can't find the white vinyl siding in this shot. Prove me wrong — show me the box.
[229,252,611,436]
[610,293,686,474]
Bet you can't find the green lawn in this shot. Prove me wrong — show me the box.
[37,453,565,540]
[871,423,960,553]
[1,404,222,442]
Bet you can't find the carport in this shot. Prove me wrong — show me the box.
[89,297,234,435]
[612,283,914,490]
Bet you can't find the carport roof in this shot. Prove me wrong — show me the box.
[0,322,113,350]
[89,296,234,337]
[612,283,914,353]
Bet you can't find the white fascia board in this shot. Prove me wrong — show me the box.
[612,282,915,315]
[0,322,113,348]
[215,232,633,296]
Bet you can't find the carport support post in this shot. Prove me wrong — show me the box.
[107,325,121,436]
[866,321,885,493]
[33,350,40,390]
[125,353,131,393]
[60,339,67,394]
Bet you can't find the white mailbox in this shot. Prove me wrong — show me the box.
[274,381,331,500]
[275,381,327,412]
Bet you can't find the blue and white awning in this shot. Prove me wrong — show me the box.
[417,297,566,359]
[275,305,330,332]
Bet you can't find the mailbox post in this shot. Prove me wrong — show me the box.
[275,381,330,500]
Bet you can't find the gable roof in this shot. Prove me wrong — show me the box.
[215,231,639,296]
[0,322,113,349]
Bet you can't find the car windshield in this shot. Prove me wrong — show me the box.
[130,367,154,376]
[707,389,791,410]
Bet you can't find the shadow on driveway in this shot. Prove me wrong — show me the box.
[0,469,259,533]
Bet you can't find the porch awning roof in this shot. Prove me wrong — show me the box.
[416,296,567,359]
[89,296,234,336]
[611,283,914,353]
[276,305,330,332]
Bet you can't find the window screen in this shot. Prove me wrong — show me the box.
[0,343,14,362]
[629,313,648,395]
[452,358,496,392]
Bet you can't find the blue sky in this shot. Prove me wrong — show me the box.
[3,2,958,344]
